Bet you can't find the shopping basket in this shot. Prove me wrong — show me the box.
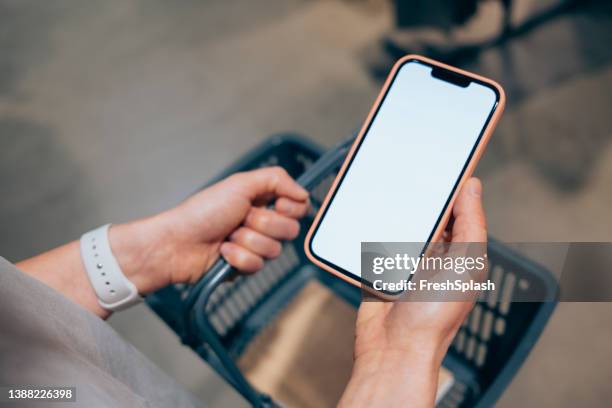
[146,133,558,407]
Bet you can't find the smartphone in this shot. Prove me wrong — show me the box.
[304,55,505,297]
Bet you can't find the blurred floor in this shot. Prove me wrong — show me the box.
[1,0,611,406]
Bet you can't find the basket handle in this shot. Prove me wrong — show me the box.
[184,134,355,309]
[184,135,355,406]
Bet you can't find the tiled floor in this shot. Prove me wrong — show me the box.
[1,0,611,406]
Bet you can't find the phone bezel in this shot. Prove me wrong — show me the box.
[305,55,504,297]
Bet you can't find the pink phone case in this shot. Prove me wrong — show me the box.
[304,54,506,298]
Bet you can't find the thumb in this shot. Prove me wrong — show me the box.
[236,167,309,202]
[451,177,487,243]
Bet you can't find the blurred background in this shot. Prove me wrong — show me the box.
[1,0,611,406]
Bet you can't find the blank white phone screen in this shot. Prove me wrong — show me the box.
[310,60,498,280]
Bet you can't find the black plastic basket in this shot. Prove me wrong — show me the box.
[147,134,558,408]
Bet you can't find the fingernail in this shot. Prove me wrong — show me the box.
[220,244,231,257]
[278,200,293,213]
[469,179,482,197]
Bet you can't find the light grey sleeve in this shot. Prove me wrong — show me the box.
[0,257,202,408]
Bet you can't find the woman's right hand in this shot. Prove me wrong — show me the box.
[340,178,487,408]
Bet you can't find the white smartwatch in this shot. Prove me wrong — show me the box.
[80,224,143,311]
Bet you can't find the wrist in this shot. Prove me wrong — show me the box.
[341,343,444,408]
[353,345,441,381]
[108,217,172,295]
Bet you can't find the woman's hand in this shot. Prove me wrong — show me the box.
[111,166,309,292]
[339,178,487,408]
[18,166,308,318]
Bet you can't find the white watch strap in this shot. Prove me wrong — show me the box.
[80,224,143,311]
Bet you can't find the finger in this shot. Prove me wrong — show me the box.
[230,227,282,259]
[235,167,309,202]
[275,197,309,219]
[451,178,487,243]
[220,242,264,273]
[245,207,300,240]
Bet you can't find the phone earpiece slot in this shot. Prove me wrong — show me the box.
[431,67,471,88]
